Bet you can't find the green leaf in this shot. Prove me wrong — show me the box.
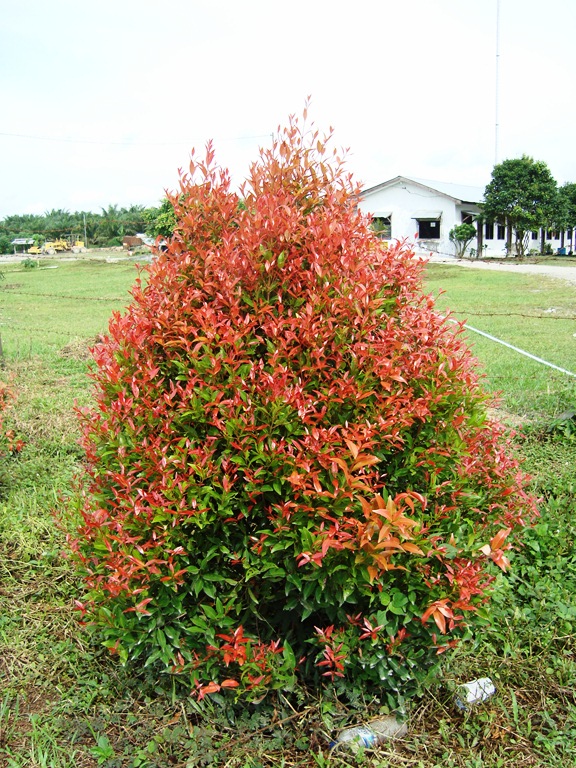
[282,640,296,669]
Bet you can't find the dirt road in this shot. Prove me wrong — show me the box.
[427,255,576,286]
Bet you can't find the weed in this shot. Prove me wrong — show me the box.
[89,732,115,764]
[0,695,18,753]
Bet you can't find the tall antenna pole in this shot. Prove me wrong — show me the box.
[495,0,501,165]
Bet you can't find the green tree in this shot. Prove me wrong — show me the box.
[482,155,558,257]
[143,197,176,239]
[558,183,576,252]
[559,183,576,223]
[77,211,99,246]
[449,222,476,258]
[0,234,11,254]
[1,213,46,241]
[43,209,77,238]
[98,204,123,245]
[119,205,147,236]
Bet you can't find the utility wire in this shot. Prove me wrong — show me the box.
[0,131,271,147]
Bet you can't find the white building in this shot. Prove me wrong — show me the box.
[358,176,572,258]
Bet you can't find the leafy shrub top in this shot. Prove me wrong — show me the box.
[69,115,536,707]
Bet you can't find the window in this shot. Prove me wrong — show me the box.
[497,222,506,240]
[371,216,391,239]
[417,219,440,239]
[461,212,475,225]
[484,222,494,240]
[532,230,538,240]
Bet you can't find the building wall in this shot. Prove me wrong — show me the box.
[359,181,574,257]
[358,181,471,257]
[480,224,573,257]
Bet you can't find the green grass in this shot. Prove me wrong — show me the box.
[0,257,575,766]
[0,255,142,358]
[425,264,576,418]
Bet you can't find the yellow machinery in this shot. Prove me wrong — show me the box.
[60,236,87,253]
[27,237,87,255]
[69,238,87,253]
[39,240,60,254]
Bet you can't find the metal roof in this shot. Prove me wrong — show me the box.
[361,175,485,205]
[409,177,485,204]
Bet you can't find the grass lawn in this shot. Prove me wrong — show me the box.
[0,257,575,766]
[425,263,576,418]
[0,255,141,359]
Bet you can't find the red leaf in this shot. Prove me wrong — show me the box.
[490,527,512,551]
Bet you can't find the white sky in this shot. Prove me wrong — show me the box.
[1,0,575,218]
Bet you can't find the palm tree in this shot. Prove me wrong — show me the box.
[43,209,75,238]
[98,204,123,244]
[120,204,146,236]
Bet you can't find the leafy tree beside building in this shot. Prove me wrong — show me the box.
[482,155,559,257]
[449,222,477,258]
[557,182,576,252]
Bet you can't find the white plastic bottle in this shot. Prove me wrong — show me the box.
[454,677,496,710]
[334,717,408,751]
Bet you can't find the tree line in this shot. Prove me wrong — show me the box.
[0,204,159,254]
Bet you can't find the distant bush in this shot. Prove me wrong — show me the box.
[0,235,11,255]
[68,115,536,709]
[21,257,38,270]
[143,197,177,239]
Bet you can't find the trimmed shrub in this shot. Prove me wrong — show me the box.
[68,115,536,707]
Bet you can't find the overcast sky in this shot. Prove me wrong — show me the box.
[1,0,574,218]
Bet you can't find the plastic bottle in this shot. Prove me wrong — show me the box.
[333,717,408,751]
[454,677,496,710]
